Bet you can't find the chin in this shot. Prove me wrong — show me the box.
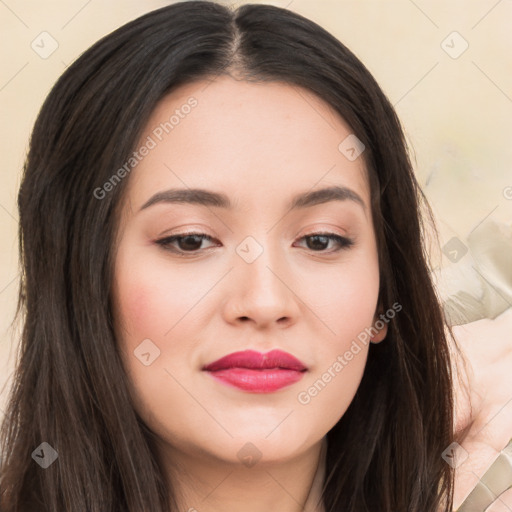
[198,426,319,465]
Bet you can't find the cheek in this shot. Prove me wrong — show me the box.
[112,242,176,386]
[120,284,156,338]
[112,248,197,425]
[114,269,168,347]
[295,280,375,432]
[296,347,367,437]
[113,246,198,349]
[293,251,379,422]
[112,242,216,389]
[298,253,380,349]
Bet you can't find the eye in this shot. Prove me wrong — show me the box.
[155,232,218,256]
[155,231,354,256]
[294,232,355,253]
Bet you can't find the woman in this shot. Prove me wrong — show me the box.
[0,1,508,510]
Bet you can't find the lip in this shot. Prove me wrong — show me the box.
[202,349,307,393]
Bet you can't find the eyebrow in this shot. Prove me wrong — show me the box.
[139,185,366,214]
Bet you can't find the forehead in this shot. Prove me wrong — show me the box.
[122,76,370,215]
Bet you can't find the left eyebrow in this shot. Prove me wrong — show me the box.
[288,185,366,213]
[139,185,367,214]
[139,188,231,211]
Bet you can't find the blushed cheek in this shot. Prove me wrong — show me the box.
[114,281,146,342]
[112,263,175,412]
[113,254,169,351]
[113,254,203,364]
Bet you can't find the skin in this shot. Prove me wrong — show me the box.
[111,75,387,512]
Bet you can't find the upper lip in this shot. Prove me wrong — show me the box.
[202,349,307,372]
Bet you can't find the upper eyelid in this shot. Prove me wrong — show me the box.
[155,231,354,251]
[157,230,350,241]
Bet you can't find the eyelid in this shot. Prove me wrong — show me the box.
[154,229,355,256]
[294,231,355,252]
[154,231,218,253]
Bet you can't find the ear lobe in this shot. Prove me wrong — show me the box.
[370,324,388,343]
[370,311,388,344]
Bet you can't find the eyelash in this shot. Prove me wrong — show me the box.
[155,231,355,257]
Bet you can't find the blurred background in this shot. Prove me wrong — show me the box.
[1,0,511,418]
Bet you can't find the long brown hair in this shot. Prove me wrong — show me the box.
[1,1,457,510]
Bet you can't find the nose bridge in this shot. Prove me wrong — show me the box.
[228,232,298,325]
[236,233,286,297]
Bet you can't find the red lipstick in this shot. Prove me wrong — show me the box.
[202,349,307,393]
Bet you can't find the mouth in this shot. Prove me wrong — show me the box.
[202,349,307,393]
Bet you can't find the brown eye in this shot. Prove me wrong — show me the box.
[155,231,354,257]
[295,233,354,253]
[155,232,217,255]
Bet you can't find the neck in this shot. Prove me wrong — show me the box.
[157,439,326,512]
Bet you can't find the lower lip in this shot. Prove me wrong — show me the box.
[204,368,305,393]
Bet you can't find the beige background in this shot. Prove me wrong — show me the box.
[1,0,511,419]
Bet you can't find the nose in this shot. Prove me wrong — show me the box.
[221,241,301,329]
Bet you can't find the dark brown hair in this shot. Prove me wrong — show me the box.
[1,1,458,510]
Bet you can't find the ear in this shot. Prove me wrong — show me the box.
[370,307,388,344]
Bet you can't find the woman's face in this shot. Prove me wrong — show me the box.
[112,76,386,466]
